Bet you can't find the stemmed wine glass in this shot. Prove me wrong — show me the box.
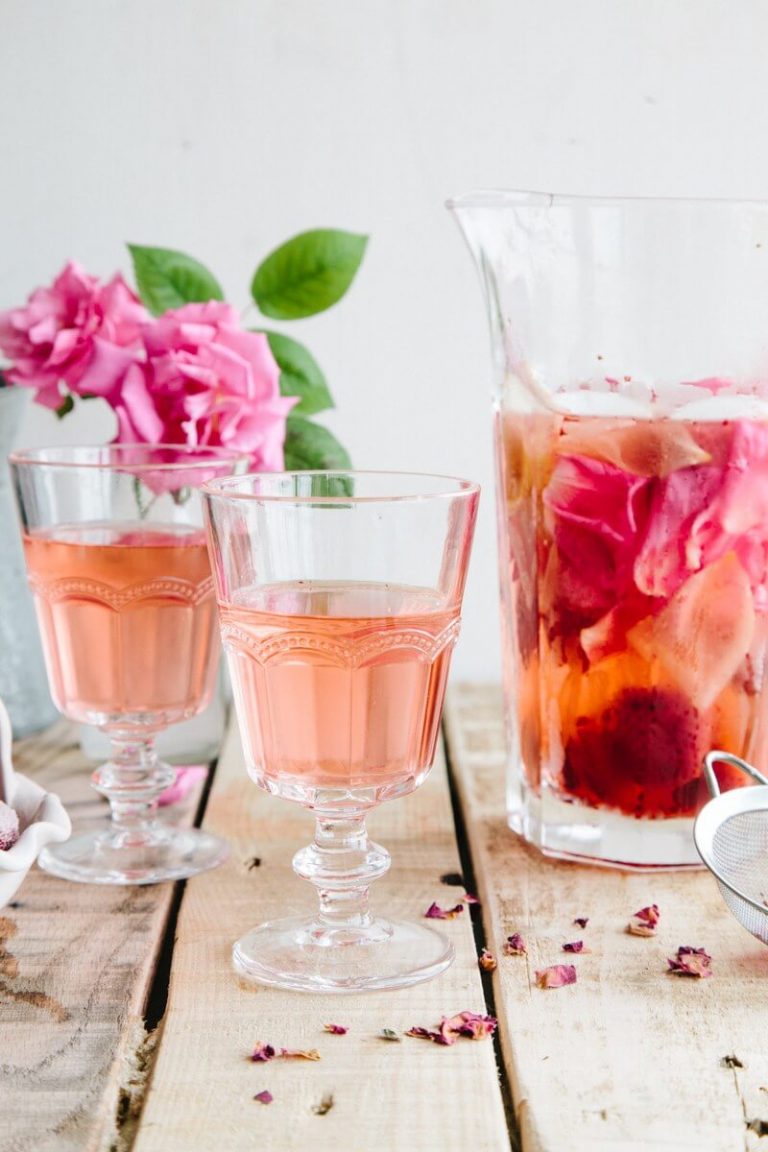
[11,444,248,885]
[203,470,479,992]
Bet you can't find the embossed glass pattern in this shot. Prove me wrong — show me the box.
[203,471,479,992]
[11,445,248,885]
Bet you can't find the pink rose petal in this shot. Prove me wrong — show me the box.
[535,964,577,989]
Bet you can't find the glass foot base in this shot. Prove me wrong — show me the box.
[38,826,229,885]
[233,915,455,993]
[511,789,704,870]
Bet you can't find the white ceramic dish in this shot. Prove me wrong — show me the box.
[0,698,71,908]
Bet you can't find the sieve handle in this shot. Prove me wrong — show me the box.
[703,750,768,798]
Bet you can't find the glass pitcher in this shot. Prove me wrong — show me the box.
[450,191,768,868]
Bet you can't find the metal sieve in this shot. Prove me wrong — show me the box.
[694,751,768,946]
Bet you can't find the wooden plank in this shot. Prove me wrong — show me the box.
[1,720,204,1152]
[134,722,512,1152]
[445,683,768,1152]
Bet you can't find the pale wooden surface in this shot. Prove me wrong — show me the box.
[1,721,204,1152]
[445,684,768,1152]
[133,722,511,1152]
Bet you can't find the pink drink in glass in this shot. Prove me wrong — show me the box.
[24,523,218,730]
[500,410,768,820]
[219,581,460,806]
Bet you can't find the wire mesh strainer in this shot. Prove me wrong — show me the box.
[694,751,768,945]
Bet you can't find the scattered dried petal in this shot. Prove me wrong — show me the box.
[722,1054,744,1069]
[504,933,527,956]
[628,904,660,936]
[573,917,589,929]
[253,1090,273,1105]
[667,946,713,979]
[562,941,584,953]
[406,1011,497,1046]
[442,1011,498,1041]
[379,1028,401,1042]
[747,1119,768,1137]
[440,872,464,887]
[250,1043,276,1063]
[323,1024,348,1035]
[246,856,262,871]
[479,948,497,972]
[279,1048,321,1060]
[425,901,464,920]
[535,964,578,989]
[463,893,481,905]
[313,1094,334,1116]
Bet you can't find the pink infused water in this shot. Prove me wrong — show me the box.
[219,581,460,805]
[24,523,219,729]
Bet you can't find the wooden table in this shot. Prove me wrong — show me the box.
[3,684,768,1152]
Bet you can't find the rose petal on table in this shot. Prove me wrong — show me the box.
[562,941,584,953]
[628,904,660,936]
[323,1024,348,1035]
[425,901,464,920]
[504,933,527,955]
[573,917,589,929]
[479,948,497,972]
[253,1090,273,1104]
[250,1043,276,1062]
[535,964,577,989]
[667,946,713,978]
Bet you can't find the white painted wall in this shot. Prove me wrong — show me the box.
[3,0,768,679]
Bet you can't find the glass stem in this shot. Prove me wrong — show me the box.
[92,736,175,843]
[293,815,391,933]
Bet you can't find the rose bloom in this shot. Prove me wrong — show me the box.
[0,261,146,409]
[115,302,296,470]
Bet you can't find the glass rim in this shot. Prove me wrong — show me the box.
[9,443,251,472]
[446,187,768,211]
[202,469,481,505]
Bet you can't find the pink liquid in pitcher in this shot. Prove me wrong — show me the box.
[24,523,218,729]
[500,411,768,818]
[219,582,460,806]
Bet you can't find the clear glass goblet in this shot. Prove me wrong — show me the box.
[203,471,479,992]
[11,444,248,885]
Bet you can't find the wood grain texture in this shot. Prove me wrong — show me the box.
[134,723,511,1152]
[445,683,768,1152]
[1,720,202,1152]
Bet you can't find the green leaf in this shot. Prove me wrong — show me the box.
[55,393,74,419]
[251,229,368,320]
[128,245,224,316]
[262,330,333,416]
[283,416,352,473]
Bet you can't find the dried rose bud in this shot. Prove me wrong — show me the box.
[425,901,464,920]
[562,941,584,953]
[253,1090,273,1104]
[479,948,497,972]
[323,1024,348,1035]
[573,917,589,929]
[279,1048,321,1060]
[667,946,713,979]
[628,904,660,936]
[504,933,527,956]
[535,964,578,989]
[250,1043,276,1062]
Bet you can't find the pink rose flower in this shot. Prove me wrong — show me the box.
[543,454,654,629]
[114,302,295,470]
[0,261,146,409]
